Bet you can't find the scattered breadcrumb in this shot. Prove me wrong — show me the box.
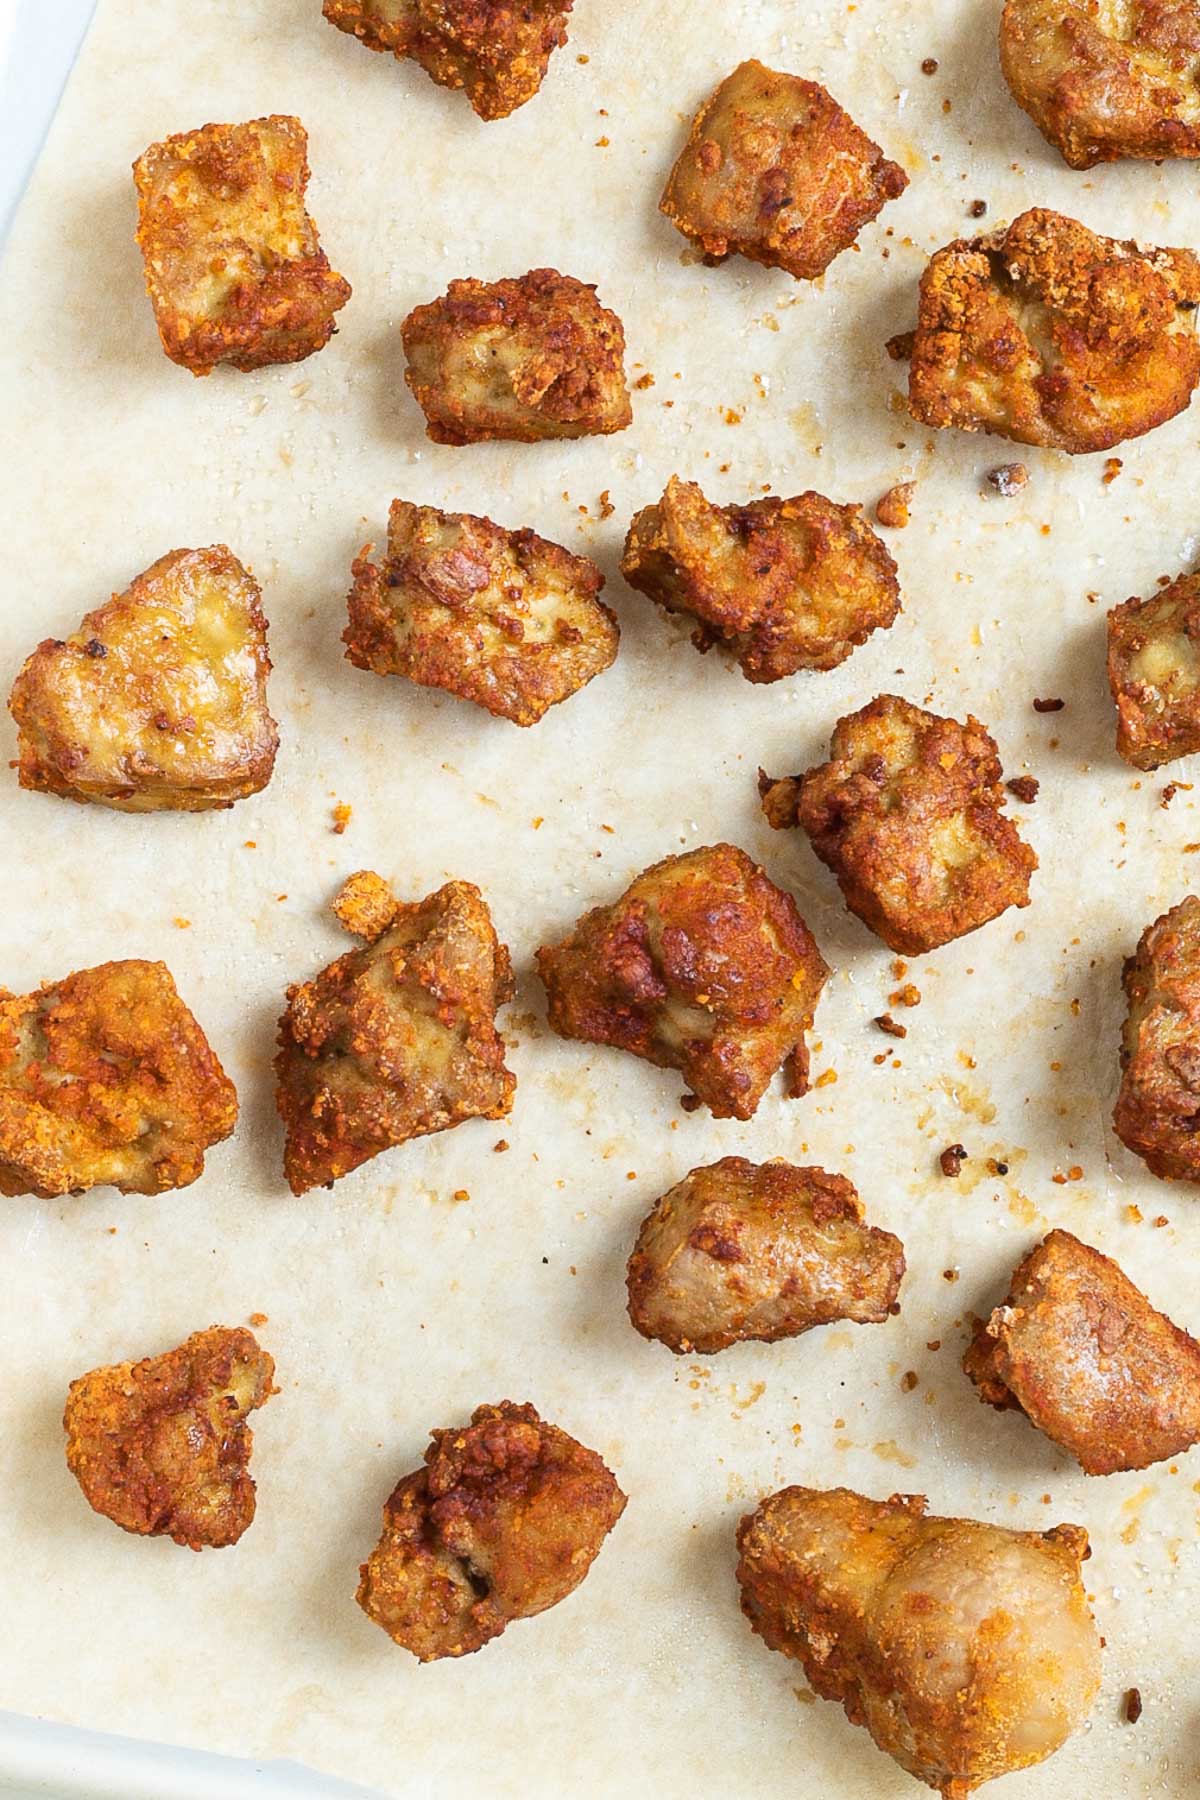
[874,482,915,528]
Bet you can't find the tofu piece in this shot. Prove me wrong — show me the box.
[344,500,619,725]
[401,269,632,444]
[898,207,1200,453]
[1000,0,1200,169]
[535,842,828,1120]
[1107,571,1200,770]
[8,546,279,811]
[1114,894,1200,1181]
[64,1326,275,1550]
[275,872,515,1194]
[322,0,573,121]
[357,1401,625,1660]
[0,961,237,1198]
[762,694,1036,956]
[620,476,900,683]
[660,60,907,280]
[626,1157,905,1355]
[133,115,351,376]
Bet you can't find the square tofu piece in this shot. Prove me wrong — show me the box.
[133,115,351,375]
[660,60,907,280]
[1115,895,1200,1181]
[620,476,899,683]
[762,695,1036,955]
[401,269,632,444]
[344,500,619,724]
[8,546,278,811]
[1108,572,1200,770]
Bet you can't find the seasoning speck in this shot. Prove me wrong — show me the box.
[1125,1688,1143,1724]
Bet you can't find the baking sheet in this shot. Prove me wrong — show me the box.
[1,1,1199,1794]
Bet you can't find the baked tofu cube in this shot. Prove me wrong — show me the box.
[275,872,515,1194]
[323,0,573,121]
[620,477,900,683]
[1107,572,1200,770]
[1001,0,1200,169]
[535,842,828,1120]
[762,695,1036,955]
[898,208,1200,453]
[133,115,351,376]
[661,60,907,280]
[357,1401,625,1660]
[9,546,279,811]
[344,500,619,725]
[0,960,237,1198]
[401,269,632,444]
[64,1326,275,1550]
[1114,894,1200,1181]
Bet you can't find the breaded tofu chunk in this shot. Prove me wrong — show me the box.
[737,1487,1100,1796]
[133,115,351,376]
[64,1326,275,1550]
[1114,894,1200,1180]
[1107,571,1200,770]
[620,477,900,683]
[344,500,618,724]
[401,269,632,444]
[323,0,573,121]
[626,1157,904,1355]
[761,695,1036,956]
[0,961,237,1198]
[357,1400,625,1659]
[9,547,279,812]
[536,843,828,1120]
[1001,0,1200,169]
[660,60,907,280]
[898,208,1200,453]
[275,872,515,1193]
[964,1229,1200,1474]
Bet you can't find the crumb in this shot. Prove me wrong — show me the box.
[986,462,1029,496]
[921,57,939,74]
[1125,1688,1143,1724]
[248,1311,268,1327]
[1103,457,1124,485]
[874,1013,907,1038]
[968,199,987,218]
[901,1370,919,1391]
[332,802,352,834]
[1006,775,1039,802]
[891,984,922,1008]
[494,1139,510,1153]
[874,481,915,528]
[939,1144,967,1177]
[1033,697,1065,713]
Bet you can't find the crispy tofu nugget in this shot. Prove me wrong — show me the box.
[133,115,350,376]
[1114,894,1200,1180]
[322,0,573,121]
[275,872,515,1194]
[1107,570,1200,770]
[737,1486,1100,1797]
[9,547,278,812]
[357,1400,625,1660]
[660,60,907,280]
[0,961,236,1198]
[620,477,899,683]
[761,695,1036,956]
[1000,0,1200,169]
[64,1326,274,1550]
[964,1228,1200,1474]
[401,269,632,444]
[899,208,1200,453]
[344,499,618,724]
[536,843,828,1120]
[626,1157,904,1355]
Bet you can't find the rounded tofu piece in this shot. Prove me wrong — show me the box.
[1114,894,1200,1181]
[1107,572,1200,770]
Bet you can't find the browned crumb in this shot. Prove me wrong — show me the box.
[921,57,939,74]
[1103,457,1124,484]
[891,983,922,1008]
[986,462,1030,496]
[1033,697,1065,712]
[1007,775,1040,802]
[940,1144,968,1177]
[901,1370,920,1391]
[875,482,915,528]
[969,199,988,218]
[1125,1687,1143,1724]
[874,1013,907,1038]
[331,801,352,834]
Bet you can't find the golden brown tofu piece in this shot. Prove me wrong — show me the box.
[1107,571,1200,770]
[344,500,619,725]
[133,115,351,376]
[322,0,573,121]
[620,477,899,683]
[1000,0,1200,169]
[660,60,907,280]
[626,1157,904,1355]
[762,695,1036,956]
[401,269,632,444]
[0,961,237,1198]
[536,843,828,1120]
[275,872,515,1194]
[1114,894,1200,1181]
[898,208,1200,454]
[8,547,278,812]
[64,1326,275,1550]
[357,1400,625,1660]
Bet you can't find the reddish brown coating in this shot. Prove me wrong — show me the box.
[536,843,828,1120]
[660,59,907,280]
[761,695,1036,956]
[356,1401,625,1660]
[1114,894,1200,1181]
[63,1327,275,1550]
[401,269,632,444]
[1108,572,1200,770]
